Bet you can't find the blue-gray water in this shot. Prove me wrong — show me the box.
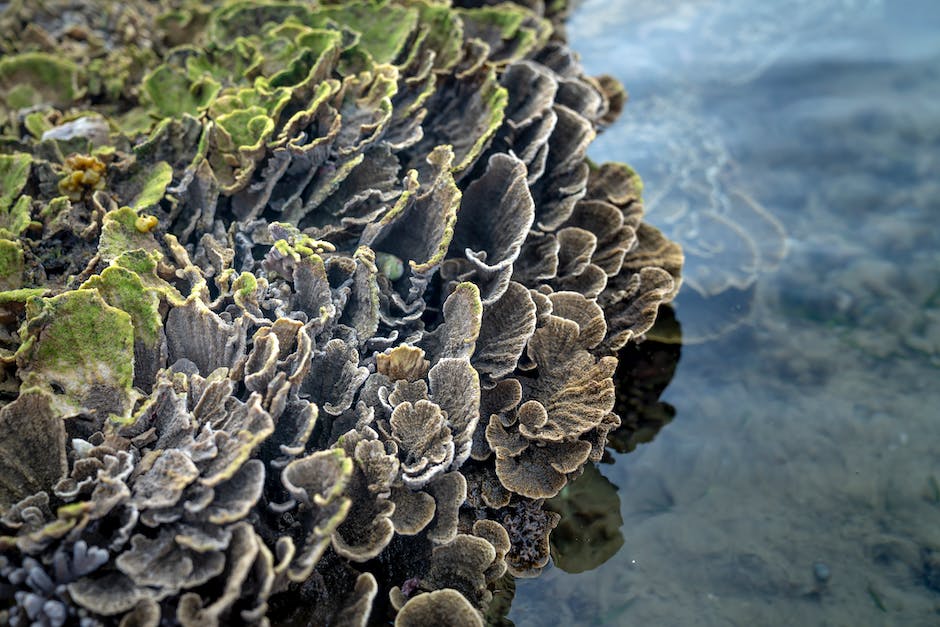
[509,1,940,624]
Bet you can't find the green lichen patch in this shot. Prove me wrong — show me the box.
[0,152,33,242]
[143,62,222,118]
[312,1,419,65]
[0,239,24,291]
[81,265,163,350]
[114,249,185,306]
[456,5,552,66]
[98,207,163,262]
[0,153,32,216]
[84,44,159,106]
[119,160,174,212]
[278,28,345,88]
[23,111,54,139]
[0,53,81,110]
[409,1,465,72]
[208,2,315,44]
[17,289,135,418]
[206,110,274,193]
[0,288,47,306]
[157,5,213,49]
[0,196,31,240]
[213,105,277,151]
[231,271,261,310]
[210,82,292,123]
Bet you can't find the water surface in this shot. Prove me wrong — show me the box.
[509,1,940,624]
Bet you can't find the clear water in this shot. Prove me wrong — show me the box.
[508,0,940,624]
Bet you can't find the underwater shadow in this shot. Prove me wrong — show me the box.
[486,306,682,625]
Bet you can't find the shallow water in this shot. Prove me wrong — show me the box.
[508,1,940,624]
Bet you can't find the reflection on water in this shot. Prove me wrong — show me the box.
[484,312,682,625]
[508,0,940,624]
[548,464,625,575]
[545,314,683,577]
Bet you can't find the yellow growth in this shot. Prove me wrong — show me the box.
[57,154,106,201]
[134,214,159,233]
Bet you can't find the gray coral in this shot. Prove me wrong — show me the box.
[0,0,681,624]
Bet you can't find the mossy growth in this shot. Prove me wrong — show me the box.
[456,4,551,64]
[0,53,81,110]
[0,155,31,282]
[232,271,259,300]
[81,265,163,350]
[17,289,135,416]
[312,1,419,64]
[0,153,32,219]
[0,288,47,306]
[143,63,222,118]
[0,240,24,291]
[123,160,174,211]
[111,249,185,305]
[99,207,163,262]
[409,1,465,72]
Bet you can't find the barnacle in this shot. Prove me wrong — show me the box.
[0,0,682,624]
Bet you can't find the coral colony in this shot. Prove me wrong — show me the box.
[0,1,681,625]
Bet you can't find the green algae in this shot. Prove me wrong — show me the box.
[99,207,163,262]
[17,289,135,416]
[209,83,292,122]
[23,111,54,139]
[213,106,277,152]
[128,161,174,211]
[38,196,70,222]
[232,271,260,310]
[143,63,221,118]
[208,2,315,44]
[0,156,31,286]
[81,265,163,349]
[0,288,47,305]
[409,1,465,72]
[313,1,419,64]
[0,240,24,290]
[0,153,31,217]
[456,4,551,65]
[0,53,80,110]
[157,6,212,49]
